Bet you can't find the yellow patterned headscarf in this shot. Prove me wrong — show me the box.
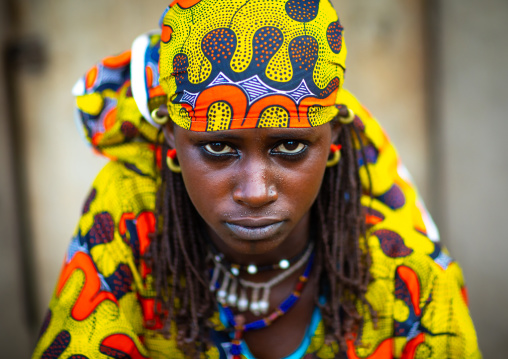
[159,0,347,131]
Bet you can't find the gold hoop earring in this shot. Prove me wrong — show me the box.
[166,149,182,173]
[151,108,169,125]
[326,144,342,167]
[339,108,355,125]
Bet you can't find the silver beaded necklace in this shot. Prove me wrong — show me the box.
[209,241,314,316]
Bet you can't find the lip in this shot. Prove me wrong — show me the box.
[224,219,285,241]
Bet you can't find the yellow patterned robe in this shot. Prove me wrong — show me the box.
[33,88,480,358]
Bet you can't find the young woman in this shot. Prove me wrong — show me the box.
[33,0,480,358]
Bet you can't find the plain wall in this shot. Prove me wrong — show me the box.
[0,1,32,356]
[439,0,508,355]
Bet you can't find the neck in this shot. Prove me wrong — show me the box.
[205,212,311,269]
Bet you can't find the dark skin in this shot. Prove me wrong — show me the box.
[162,105,341,358]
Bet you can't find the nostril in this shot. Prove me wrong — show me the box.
[233,181,278,208]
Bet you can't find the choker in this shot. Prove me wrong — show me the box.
[209,242,314,316]
[210,240,313,276]
[221,251,315,359]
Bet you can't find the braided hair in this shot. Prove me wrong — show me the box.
[146,112,373,356]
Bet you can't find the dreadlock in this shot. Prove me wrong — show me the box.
[147,110,374,357]
[313,117,375,349]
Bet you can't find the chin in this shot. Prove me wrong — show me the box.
[234,238,282,256]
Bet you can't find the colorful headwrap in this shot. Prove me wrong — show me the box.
[157,0,347,131]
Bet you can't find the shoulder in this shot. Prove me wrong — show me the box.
[365,196,461,299]
[33,161,160,358]
[364,195,467,319]
[84,159,158,218]
[355,197,480,358]
[76,160,158,270]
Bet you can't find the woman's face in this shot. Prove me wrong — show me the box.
[166,122,339,263]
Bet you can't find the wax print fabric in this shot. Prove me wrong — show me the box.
[159,0,347,131]
[33,31,479,357]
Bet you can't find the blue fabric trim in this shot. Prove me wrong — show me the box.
[218,297,324,358]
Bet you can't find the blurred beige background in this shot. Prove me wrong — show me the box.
[0,0,506,357]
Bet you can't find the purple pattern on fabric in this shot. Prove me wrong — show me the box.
[363,206,385,223]
[121,216,140,261]
[99,346,128,358]
[377,184,406,210]
[89,64,129,94]
[173,54,189,85]
[38,310,52,339]
[319,77,340,98]
[202,28,236,65]
[358,144,379,166]
[289,36,319,73]
[327,21,344,53]
[394,268,421,336]
[251,27,284,69]
[89,212,115,246]
[374,229,413,258]
[106,264,133,299]
[353,116,365,131]
[120,121,139,139]
[285,0,320,22]
[41,331,71,359]
[123,163,149,177]
[82,188,97,215]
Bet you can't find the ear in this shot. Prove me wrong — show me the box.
[157,103,176,148]
[329,119,342,144]
[164,121,177,149]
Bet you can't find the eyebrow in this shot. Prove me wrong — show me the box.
[264,129,318,139]
[194,132,243,140]
[187,128,319,141]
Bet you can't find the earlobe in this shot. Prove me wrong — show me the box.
[163,120,177,149]
[330,120,342,144]
[156,103,176,148]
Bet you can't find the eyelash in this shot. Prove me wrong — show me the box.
[200,140,308,159]
[272,141,307,156]
[202,142,237,157]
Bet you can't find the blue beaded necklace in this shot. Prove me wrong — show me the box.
[219,251,315,359]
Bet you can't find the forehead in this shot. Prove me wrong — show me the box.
[174,123,332,141]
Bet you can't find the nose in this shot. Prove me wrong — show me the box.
[233,159,278,208]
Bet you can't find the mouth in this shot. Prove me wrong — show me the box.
[224,219,285,241]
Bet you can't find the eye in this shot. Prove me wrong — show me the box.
[203,142,236,155]
[273,141,307,154]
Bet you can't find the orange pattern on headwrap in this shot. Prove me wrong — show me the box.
[159,0,347,131]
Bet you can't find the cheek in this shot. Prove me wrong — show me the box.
[177,155,233,221]
[281,157,328,211]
